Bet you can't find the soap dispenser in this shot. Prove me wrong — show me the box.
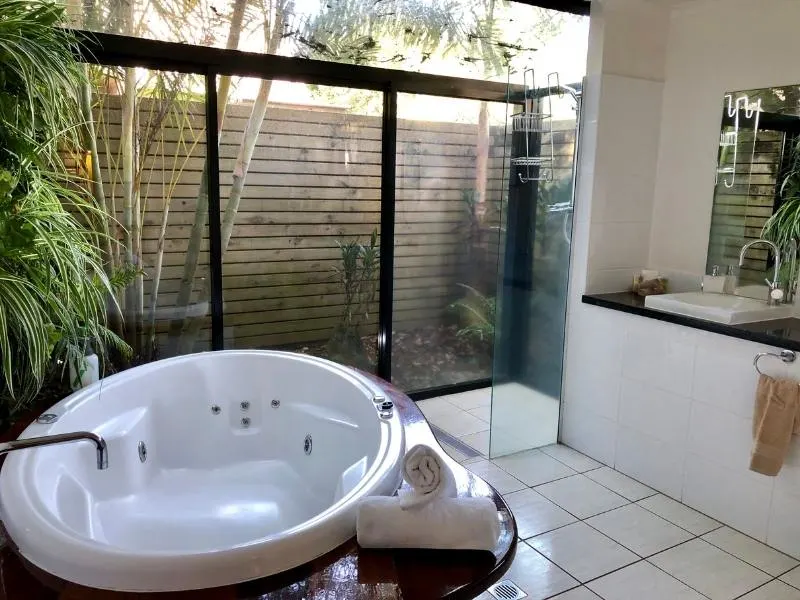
[723,264,736,295]
[702,265,727,294]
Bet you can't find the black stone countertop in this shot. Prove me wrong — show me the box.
[583,292,800,352]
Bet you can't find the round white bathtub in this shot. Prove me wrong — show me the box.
[0,351,404,591]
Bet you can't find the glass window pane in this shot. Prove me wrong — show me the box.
[81,65,211,369]
[218,78,381,372]
[391,93,509,391]
[67,1,587,84]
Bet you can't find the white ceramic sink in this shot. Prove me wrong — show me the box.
[644,292,794,324]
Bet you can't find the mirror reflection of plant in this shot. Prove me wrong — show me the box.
[0,0,130,418]
[328,229,380,367]
[763,136,800,252]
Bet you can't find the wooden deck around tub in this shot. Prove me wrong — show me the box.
[0,377,517,600]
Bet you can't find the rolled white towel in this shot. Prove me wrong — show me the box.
[400,444,456,509]
[357,495,500,551]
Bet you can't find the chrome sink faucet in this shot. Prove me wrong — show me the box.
[739,239,782,306]
[0,432,108,470]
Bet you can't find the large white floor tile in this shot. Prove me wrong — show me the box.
[416,397,456,419]
[500,542,578,600]
[683,453,773,540]
[464,458,526,494]
[587,561,705,600]
[493,449,577,487]
[468,405,491,422]
[540,444,603,472]
[781,565,800,588]
[649,539,771,600]
[503,488,577,539]
[427,409,488,437]
[459,430,489,455]
[444,388,491,410]
[550,588,601,600]
[586,504,693,557]
[584,466,655,501]
[528,522,638,582]
[740,581,800,600]
[702,527,798,576]
[636,494,720,535]
[535,474,629,519]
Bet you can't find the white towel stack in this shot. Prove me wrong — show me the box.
[356,444,500,551]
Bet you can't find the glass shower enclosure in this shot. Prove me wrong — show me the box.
[489,72,582,457]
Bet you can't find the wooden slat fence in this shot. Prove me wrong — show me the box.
[93,97,575,353]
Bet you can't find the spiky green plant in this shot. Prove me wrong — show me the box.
[763,136,800,251]
[449,283,496,343]
[0,0,130,416]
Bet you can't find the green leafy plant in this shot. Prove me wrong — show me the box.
[763,137,800,250]
[328,229,380,365]
[0,0,130,417]
[448,283,496,343]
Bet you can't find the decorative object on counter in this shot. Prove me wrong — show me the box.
[356,495,500,551]
[632,270,668,296]
[702,265,728,294]
[399,444,456,509]
[357,444,500,551]
[724,264,737,295]
[750,369,800,476]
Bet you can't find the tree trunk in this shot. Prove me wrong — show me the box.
[166,0,248,354]
[175,12,285,353]
[120,67,136,345]
[475,101,489,217]
[175,80,275,355]
[132,98,144,353]
[79,67,125,338]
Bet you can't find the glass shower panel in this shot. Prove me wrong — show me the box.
[217,77,382,373]
[391,93,509,393]
[489,90,581,457]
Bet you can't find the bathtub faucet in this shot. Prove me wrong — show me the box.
[0,432,108,470]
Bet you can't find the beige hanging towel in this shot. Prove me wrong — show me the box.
[750,374,800,476]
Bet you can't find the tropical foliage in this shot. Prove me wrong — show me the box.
[449,284,496,343]
[763,136,800,251]
[0,0,129,416]
[328,229,380,366]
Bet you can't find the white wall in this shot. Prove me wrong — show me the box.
[563,304,800,557]
[649,0,800,279]
[580,0,670,294]
[562,0,800,558]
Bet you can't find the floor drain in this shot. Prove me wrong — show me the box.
[487,580,527,600]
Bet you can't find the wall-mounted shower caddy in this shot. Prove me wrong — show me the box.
[511,69,562,183]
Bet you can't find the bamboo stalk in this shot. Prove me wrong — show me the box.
[166,0,248,354]
[120,66,136,345]
[175,9,286,353]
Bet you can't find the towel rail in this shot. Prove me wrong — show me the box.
[754,350,796,375]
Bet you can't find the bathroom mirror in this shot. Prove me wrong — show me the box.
[708,85,800,299]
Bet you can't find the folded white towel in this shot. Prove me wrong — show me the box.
[399,444,456,509]
[356,496,500,551]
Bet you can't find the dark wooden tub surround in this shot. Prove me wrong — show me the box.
[0,378,517,600]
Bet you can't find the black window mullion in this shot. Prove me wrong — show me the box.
[377,86,397,380]
[205,68,224,350]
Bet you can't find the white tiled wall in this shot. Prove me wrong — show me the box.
[561,304,800,558]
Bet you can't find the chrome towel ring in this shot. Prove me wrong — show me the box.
[754,350,796,375]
